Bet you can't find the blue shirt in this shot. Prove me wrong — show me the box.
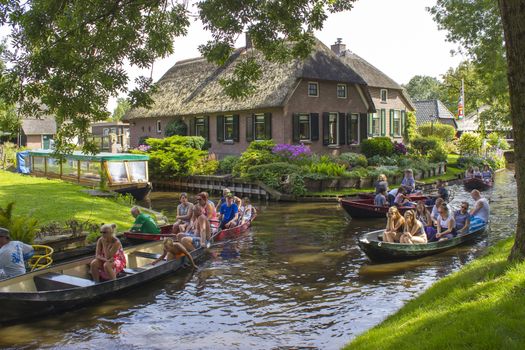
[374,193,386,206]
[220,203,238,223]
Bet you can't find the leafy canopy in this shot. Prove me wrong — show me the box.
[0,0,356,153]
[403,75,443,101]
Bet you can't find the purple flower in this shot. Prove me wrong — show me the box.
[393,141,407,155]
[136,144,151,152]
[272,143,312,160]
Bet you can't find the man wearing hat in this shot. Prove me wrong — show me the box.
[218,193,239,230]
[0,227,35,280]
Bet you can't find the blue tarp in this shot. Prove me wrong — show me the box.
[16,151,31,174]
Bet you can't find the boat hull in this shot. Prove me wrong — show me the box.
[358,225,486,262]
[463,178,492,192]
[114,183,152,201]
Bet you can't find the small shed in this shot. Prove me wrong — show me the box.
[413,100,458,129]
[20,117,57,149]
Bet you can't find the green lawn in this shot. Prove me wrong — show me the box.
[0,170,134,230]
[345,238,525,349]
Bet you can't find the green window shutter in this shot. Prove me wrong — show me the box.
[189,117,196,136]
[346,113,351,145]
[310,113,319,141]
[367,113,373,137]
[338,112,346,145]
[381,109,386,136]
[204,116,209,141]
[217,115,224,142]
[389,110,394,137]
[233,114,240,142]
[246,115,254,142]
[401,110,406,139]
[292,114,300,143]
[264,112,272,140]
[322,112,330,145]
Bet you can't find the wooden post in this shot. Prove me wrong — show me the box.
[77,160,81,183]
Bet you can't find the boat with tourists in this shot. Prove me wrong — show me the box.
[0,220,250,324]
[23,150,151,200]
[358,219,487,262]
[340,198,429,219]
[463,177,492,192]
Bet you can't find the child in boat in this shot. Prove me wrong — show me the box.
[399,210,428,244]
[152,238,196,268]
[481,164,493,184]
[374,188,388,207]
[383,207,405,243]
[90,224,126,282]
[239,197,257,224]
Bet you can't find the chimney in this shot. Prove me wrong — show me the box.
[330,38,346,56]
[245,32,253,49]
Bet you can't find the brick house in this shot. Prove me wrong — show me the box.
[332,39,415,140]
[125,38,407,157]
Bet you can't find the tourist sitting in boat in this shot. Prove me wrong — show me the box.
[383,207,405,243]
[399,210,428,244]
[465,166,474,179]
[430,198,453,226]
[394,187,414,207]
[90,224,126,282]
[0,227,35,280]
[469,190,490,224]
[434,204,456,241]
[473,166,482,179]
[180,205,211,251]
[215,188,241,211]
[130,207,160,234]
[401,169,416,194]
[239,197,257,224]
[454,202,471,235]
[436,179,449,202]
[172,193,194,234]
[481,164,493,185]
[196,192,219,232]
[416,200,432,227]
[152,238,197,268]
[375,174,389,194]
[387,187,398,206]
[374,188,388,207]
[219,193,239,229]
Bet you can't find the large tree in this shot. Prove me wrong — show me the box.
[403,75,443,102]
[0,0,355,153]
[499,0,525,260]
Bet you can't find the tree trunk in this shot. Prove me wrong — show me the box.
[499,0,525,260]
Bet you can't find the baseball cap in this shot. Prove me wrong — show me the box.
[226,192,234,198]
[0,227,10,237]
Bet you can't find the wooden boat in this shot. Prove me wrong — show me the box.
[0,240,207,324]
[340,198,423,219]
[25,150,151,200]
[358,220,487,262]
[357,193,428,201]
[464,177,492,191]
[123,219,253,244]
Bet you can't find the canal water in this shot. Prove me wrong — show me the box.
[0,170,517,350]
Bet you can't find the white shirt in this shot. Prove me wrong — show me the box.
[473,198,490,223]
[0,241,34,279]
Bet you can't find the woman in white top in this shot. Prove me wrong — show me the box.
[239,197,256,224]
[435,204,456,241]
[400,210,428,244]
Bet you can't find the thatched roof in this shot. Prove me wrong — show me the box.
[338,51,415,110]
[21,117,57,135]
[125,40,373,120]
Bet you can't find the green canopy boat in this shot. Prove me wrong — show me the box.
[27,150,151,200]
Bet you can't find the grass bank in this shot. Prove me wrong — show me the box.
[345,238,525,349]
[0,170,133,230]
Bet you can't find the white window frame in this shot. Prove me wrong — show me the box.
[372,112,381,136]
[224,115,234,142]
[328,112,339,146]
[308,82,319,97]
[348,113,361,145]
[156,120,162,134]
[392,109,402,137]
[337,84,347,99]
[298,113,311,142]
[254,113,266,141]
[195,116,205,137]
[380,89,388,103]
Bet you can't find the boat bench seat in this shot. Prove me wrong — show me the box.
[34,272,96,291]
[122,267,146,275]
[130,251,162,260]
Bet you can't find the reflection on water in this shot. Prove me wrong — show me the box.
[0,171,517,349]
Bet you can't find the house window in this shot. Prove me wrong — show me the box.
[380,89,388,103]
[103,128,109,136]
[328,113,338,145]
[347,113,360,144]
[299,114,311,141]
[141,126,145,132]
[254,114,266,140]
[156,120,162,133]
[337,84,347,98]
[369,112,381,136]
[308,82,319,97]
[195,117,206,137]
[392,110,401,137]
[224,115,234,141]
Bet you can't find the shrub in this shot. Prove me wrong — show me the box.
[233,144,277,177]
[244,162,306,196]
[195,158,219,175]
[164,118,188,137]
[417,122,456,142]
[457,153,506,170]
[486,132,510,150]
[403,111,418,144]
[218,155,239,174]
[0,142,19,170]
[393,141,408,155]
[272,143,312,162]
[360,137,394,158]
[411,136,443,156]
[307,161,346,177]
[429,146,448,163]
[339,152,368,168]
[457,132,482,155]
[247,140,276,152]
[367,155,400,166]
[0,202,39,244]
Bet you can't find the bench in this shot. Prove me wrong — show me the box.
[122,267,146,275]
[130,251,162,260]
[34,272,96,291]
